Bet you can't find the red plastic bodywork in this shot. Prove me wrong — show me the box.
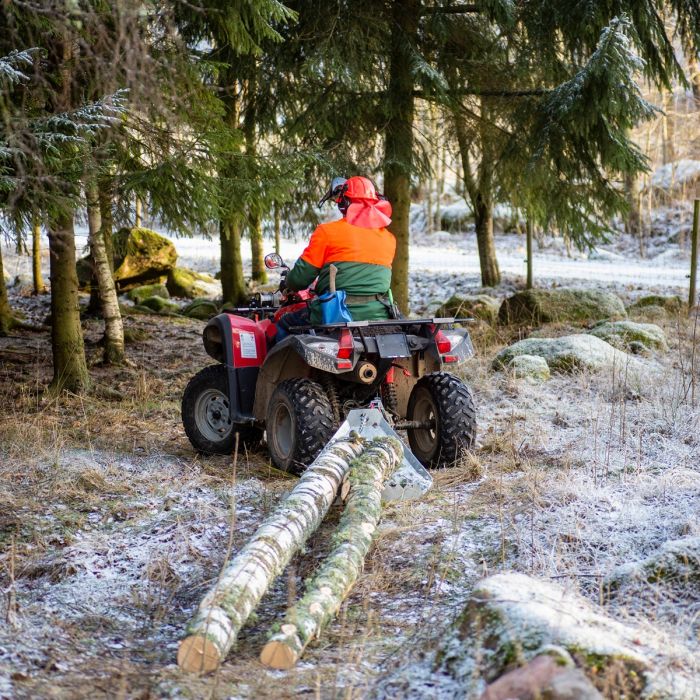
[227,315,269,368]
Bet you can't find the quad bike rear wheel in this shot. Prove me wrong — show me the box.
[182,365,262,455]
[406,372,476,468]
[266,378,336,474]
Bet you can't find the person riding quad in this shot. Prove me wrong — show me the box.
[276,176,397,337]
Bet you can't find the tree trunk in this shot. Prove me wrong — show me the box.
[177,436,366,674]
[383,0,420,314]
[86,180,125,365]
[260,439,403,670]
[243,68,267,285]
[98,179,115,273]
[0,243,17,336]
[453,105,501,287]
[135,196,142,228]
[48,211,90,393]
[220,218,247,306]
[249,214,267,284]
[219,65,247,302]
[474,196,500,287]
[624,172,641,235]
[274,203,281,255]
[32,216,47,295]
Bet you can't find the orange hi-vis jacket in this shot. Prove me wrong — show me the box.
[286,217,396,322]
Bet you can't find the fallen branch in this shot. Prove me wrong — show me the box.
[260,437,403,669]
[177,435,365,673]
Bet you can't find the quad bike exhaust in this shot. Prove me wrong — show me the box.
[328,400,432,502]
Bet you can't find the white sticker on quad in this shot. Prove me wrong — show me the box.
[238,331,258,359]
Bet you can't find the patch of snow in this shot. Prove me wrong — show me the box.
[650,159,700,191]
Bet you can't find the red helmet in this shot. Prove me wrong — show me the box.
[344,176,378,202]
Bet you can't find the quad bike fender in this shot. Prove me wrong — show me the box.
[202,313,267,424]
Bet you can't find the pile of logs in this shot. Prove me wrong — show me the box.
[177,435,403,673]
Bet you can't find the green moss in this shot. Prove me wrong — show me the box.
[498,288,627,326]
[628,294,683,313]
[127,283,169,305]
[589,321,668,352]
[181,298,219,320]
[437,294,501,325]
[167,267,218,298]
[139,296,180,314]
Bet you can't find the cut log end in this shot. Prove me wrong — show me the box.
[260,640,299,669]
[177,635,222,674]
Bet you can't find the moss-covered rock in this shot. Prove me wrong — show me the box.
[139,295,180,314]
[437,573,694,698]
[628,304,668,323]
[493,334,639,374]
[498,289,627,326]
[606,537,700,591]
[181,298,219,320]
[507,354,551,381]
[126,283,169,305]
[166,267,221,299]
[588,321,668,353]
[112,227,177,290]
[437,294,501,325]
[628,294,684,314]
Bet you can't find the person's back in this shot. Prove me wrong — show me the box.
[282,176,397,329]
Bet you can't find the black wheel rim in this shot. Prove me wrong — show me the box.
[194,388,233,443]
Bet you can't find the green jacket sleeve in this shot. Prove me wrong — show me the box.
[286,257,320,291]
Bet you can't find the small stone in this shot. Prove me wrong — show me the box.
[280,624,297,636]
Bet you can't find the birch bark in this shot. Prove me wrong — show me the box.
[260,438,403,669]
[178,436,366,673]
[86,179,125,365]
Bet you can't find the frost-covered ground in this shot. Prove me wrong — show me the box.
[1,217,699,698]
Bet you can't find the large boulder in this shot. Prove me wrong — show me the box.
[437,294,501,325]
[588,321,668,353]
[628,294,684,317]
[127,283,169,306]
[493,334,639,374]
[112,227,177,290]
[166,267,221,299]
[438,573,696,698]
[498,289,626,326]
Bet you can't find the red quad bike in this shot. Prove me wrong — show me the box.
[181,253,477,474]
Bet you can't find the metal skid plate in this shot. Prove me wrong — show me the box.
[329,408,433,501]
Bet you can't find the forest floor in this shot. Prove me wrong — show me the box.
[1,238,699,699]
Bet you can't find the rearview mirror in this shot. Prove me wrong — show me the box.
[264,252,285,270]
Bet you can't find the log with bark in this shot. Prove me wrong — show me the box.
[260,437,403,669]
[177,435,366,673]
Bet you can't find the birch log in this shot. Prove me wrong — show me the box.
[259,437,403,669]
[178,436,365,673]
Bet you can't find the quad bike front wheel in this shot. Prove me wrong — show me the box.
[182,365,262,455]
[266,378,336,474]
[406,372,476,468]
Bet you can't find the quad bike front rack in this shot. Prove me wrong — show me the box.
[328,400,433,502]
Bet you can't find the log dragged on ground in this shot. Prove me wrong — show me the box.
[177,435,366,673]
[259,437,403,670]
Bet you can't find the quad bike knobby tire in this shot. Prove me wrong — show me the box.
[406,372,476,468]
[266,378,336,474]
[182,365,262,455]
